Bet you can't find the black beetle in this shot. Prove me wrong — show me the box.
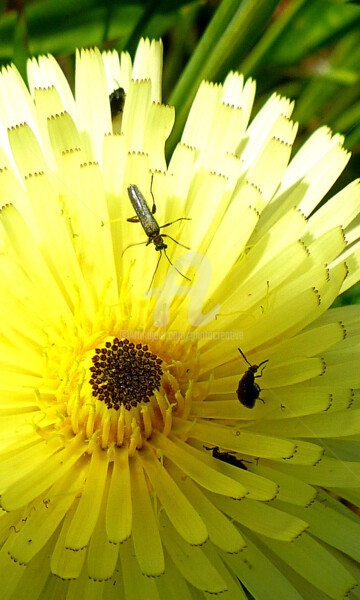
[109,87,126,119]
[236,348,268,409]
[204,445,248,470]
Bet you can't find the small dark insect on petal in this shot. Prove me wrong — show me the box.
[110,87,126,119]
[204,445,248,470]
[236,348,268,409]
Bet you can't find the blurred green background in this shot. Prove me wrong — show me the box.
[2,0,360,304]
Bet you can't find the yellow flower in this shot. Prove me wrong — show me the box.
[1,38,360,599]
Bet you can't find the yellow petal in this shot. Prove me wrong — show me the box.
[129,453,164,576]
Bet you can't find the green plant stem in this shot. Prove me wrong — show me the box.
[239,0,310,76]
[167,0,281,156]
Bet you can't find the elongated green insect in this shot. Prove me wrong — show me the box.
[124,183,191,289]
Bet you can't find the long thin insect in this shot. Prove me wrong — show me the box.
[125,182,192,289]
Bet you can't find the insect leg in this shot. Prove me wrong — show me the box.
[161,234,190,250]
[160,217,192,229]
[149,173,156,214]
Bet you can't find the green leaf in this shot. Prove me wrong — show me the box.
[293,30,360,135]
[0,0,141,59]
[0,0,196,61]
[239,0,309,77]
[167,0,281,154]
[269,0,360,65]
[12,11,29,81]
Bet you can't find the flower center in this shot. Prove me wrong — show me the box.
[89,338,163,411]
[51,334,196,453]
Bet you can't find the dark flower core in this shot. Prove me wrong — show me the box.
[89,338,163,410]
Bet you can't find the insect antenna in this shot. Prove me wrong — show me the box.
[255,360,269,377]
[147,248,191,291]
[121,240,148,256]
[238,348,252,368]
[163,248,191,281]
[147,251,163,292]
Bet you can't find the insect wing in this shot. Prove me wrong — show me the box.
[127,185,160,237]
[237,376,256,409]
